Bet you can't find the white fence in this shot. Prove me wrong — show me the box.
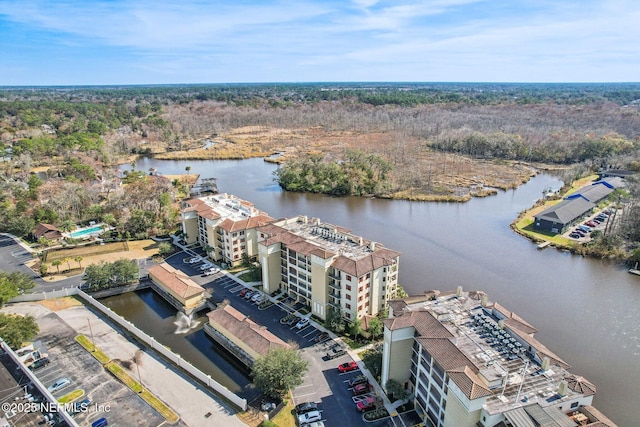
[9,288,248,411]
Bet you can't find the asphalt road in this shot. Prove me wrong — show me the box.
[0,234,82,292]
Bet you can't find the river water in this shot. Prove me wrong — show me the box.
[108,157,640,426]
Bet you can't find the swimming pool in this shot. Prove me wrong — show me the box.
[69,225,104,238]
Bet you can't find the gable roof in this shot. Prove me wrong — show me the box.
[207,304,290,357]
[534,198,595,225]
[148,263,204,299]
[33,223,62,239]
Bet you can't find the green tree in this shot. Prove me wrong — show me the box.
[75,256,83,269]
[0,313,39,349]
[157,242,172,257]
[325,307,346,334]
[251,346,308,398]
[368,317,383,340]
[385,379,409,402]
[0,272,35,307]
[349,318,363,340]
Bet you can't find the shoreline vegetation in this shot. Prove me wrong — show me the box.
[0,83,637,261]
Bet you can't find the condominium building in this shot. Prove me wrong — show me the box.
[181,193,274,266]
[257,215,401,321]
[381,289,616,427]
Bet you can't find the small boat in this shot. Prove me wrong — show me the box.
[630,263,640,277]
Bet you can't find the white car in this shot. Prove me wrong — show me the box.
[199,263,214,271]
[295,318,310,329]
[251,292,263,302]
[298,410,322,425]
[204,268,219,276]
[187,257,201,264]
[48,378,70,393]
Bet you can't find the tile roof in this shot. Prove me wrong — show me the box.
[218,214,275,232]
[207,304,290,357]
[492,302,537,335]
[148,263,204,299]
[565,374,596,397]
[332,246,400,277]
[447,366,492,399]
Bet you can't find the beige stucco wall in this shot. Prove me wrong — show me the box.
[381,326,414,389]
[259,243,282,294]
[442,390,482,427]
[182,216,198,245]
[310,255,331,320]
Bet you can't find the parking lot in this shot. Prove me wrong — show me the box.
[28,310,169,427]
[163,251,380,426]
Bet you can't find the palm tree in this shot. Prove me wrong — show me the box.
[185,165,191,175]
[75,256,83,270]
[63,257,71,272]
[52,260,62,274]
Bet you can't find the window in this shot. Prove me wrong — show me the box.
[358,296,363,301]
[346,284,352,291]
[571,402,579,409]
[358,305,363,311]
[359,276,363,282]
[345,313,351,319]
[346,294,351,300]
[346,303,351,309]
[366,273,370,279]
[346,275,351,281]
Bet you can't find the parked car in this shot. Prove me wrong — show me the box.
[569,232,581,239]
[578,225,591,233]
[295,401,318,415]
[29,357,50,370]
[239,288,250,297]
[199,263,214,271]
[286,315,299,325]
[91,418,108,427]
[352,383,372,396]
[295,318,310,329]
[298,410,322,425]
[585,220,597,227]
[48,378,70,393]
[338,361,359,373]
[356,396,377,412]
[243,291,255,300]
[349,375,369,387]
[251,292,263,302]
[574,229,586,237]
[593,217,604,224]
[187,257,201,264]
[326,346,347,360]
[203,268,219,276]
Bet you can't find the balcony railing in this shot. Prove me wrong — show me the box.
[329,271,341,280]
[328,280,340,290]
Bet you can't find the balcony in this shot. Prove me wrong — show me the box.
[328,280,340,290]
[329,271,341,280]
[328,299,341,308]
[329,290,341,299]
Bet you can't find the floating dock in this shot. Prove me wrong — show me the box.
[537,241,551,250]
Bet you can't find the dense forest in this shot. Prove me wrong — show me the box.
[0,83,639,260]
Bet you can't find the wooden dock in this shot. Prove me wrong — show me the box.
[537,241,551,250]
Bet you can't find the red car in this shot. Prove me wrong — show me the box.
[352,383,372,396]
[585,220,597,227]
[239,288,250,297]
[356,396,376,412]
[338,361,358,373]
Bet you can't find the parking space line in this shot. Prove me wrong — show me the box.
[302,329,317,338]
[293,391,317,399]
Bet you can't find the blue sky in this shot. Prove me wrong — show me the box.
[0,0,638,85]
